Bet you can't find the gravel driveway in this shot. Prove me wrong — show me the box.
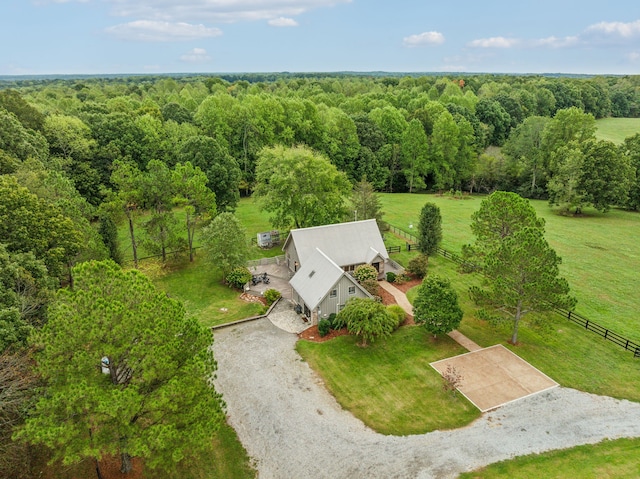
[213,319,640,479]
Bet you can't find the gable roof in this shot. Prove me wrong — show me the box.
[283,219,388,267]
[290,248,366,310]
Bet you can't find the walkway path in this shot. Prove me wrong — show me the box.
[213,319,640,479]
[379,280,482,352]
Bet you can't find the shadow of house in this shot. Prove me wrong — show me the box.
[283,219,390,324]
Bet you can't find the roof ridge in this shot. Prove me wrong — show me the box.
[291,218,376,234]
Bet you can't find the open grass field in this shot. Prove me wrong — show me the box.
[459,437,640,479]
[111,193,640,477]
[379,193,640,340]
[595,117,640,144]
[405,256,640,402]
[296,325,480,435]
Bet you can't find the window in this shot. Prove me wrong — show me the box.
[329,289,337,298]
[348,286,356,295]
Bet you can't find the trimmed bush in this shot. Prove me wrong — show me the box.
[407,254,429,278]
[318,318,331,337]
[353,264,378,283]
[360,278,379,296]
[264,288,281,306]
[386,304,407,329]
[327,313,337,327]
[386,271,397,283]
[226,267,252,290]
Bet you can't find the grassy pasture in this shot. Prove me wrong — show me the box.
[459,437,640,478]
[379,193,640,340]
[595,118,640,144]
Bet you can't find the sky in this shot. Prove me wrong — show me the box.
[1,0,639,76]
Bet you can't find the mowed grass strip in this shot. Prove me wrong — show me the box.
[459,437,640,479]
[595,117,640,144]
[379,193,640,340]
[296,326,481,435]
[407,256,640,402]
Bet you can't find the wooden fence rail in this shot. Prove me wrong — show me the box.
[383,220,640,358]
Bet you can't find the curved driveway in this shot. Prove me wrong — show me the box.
[213,319,640,479]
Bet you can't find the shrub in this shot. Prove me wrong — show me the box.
[360,278,379,296]
[226,267,252,290]
[331,312,347,330]
[442,365,463,397]
[353,264,378,283]
[386,271,397,283]
[264,288,282,306]
[407,254,429,278]
[386,304,407,329]
[318,318,331,337]
[327,313,337,327]
[393,273,411,285]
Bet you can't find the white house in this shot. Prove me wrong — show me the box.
[283,219,393,323]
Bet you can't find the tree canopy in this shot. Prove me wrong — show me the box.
[470,227,576,344]
[16,260,225,474]
[417,202,443,257]
[254,145,351,229]
[413,275,463,337]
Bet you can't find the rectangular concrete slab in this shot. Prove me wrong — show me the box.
[431,344,558,412]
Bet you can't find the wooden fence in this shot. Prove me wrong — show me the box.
[384,221,640,358]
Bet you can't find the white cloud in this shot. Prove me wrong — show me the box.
[468,36,519,48]
[586,20,640,38]
[180,47,212,62]
[532,35,580,48]
[102,0,351,24]
[268,16,298,27]
[403,31,445,47]
[105,21,222,42]
[531,19,640,49]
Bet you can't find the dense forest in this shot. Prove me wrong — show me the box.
[1,72,640,475]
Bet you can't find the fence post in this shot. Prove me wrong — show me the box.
[567,311,572,320]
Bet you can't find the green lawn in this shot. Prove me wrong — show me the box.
[595,118,640,144]
[379,193,640,340]
[147,256,264,328]
[459,437,640,479]
[405,256,640,402]
[296,326,480,435]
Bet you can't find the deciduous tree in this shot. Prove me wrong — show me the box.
[413,275,463,338]
[173,161,217,262]
[335,297,395,347]
[202,212,249,280]
[254,145,351,229]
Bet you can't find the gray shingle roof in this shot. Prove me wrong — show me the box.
[289,248,345,310]
[284,219,388,268]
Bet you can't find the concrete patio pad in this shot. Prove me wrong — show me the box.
[431,344,558,412]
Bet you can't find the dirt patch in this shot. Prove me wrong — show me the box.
[240,293,268,306]
[378,286,397,306]
[431,345,558,412]
[391,276,421,293]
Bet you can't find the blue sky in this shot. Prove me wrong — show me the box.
[2,0,639,75]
